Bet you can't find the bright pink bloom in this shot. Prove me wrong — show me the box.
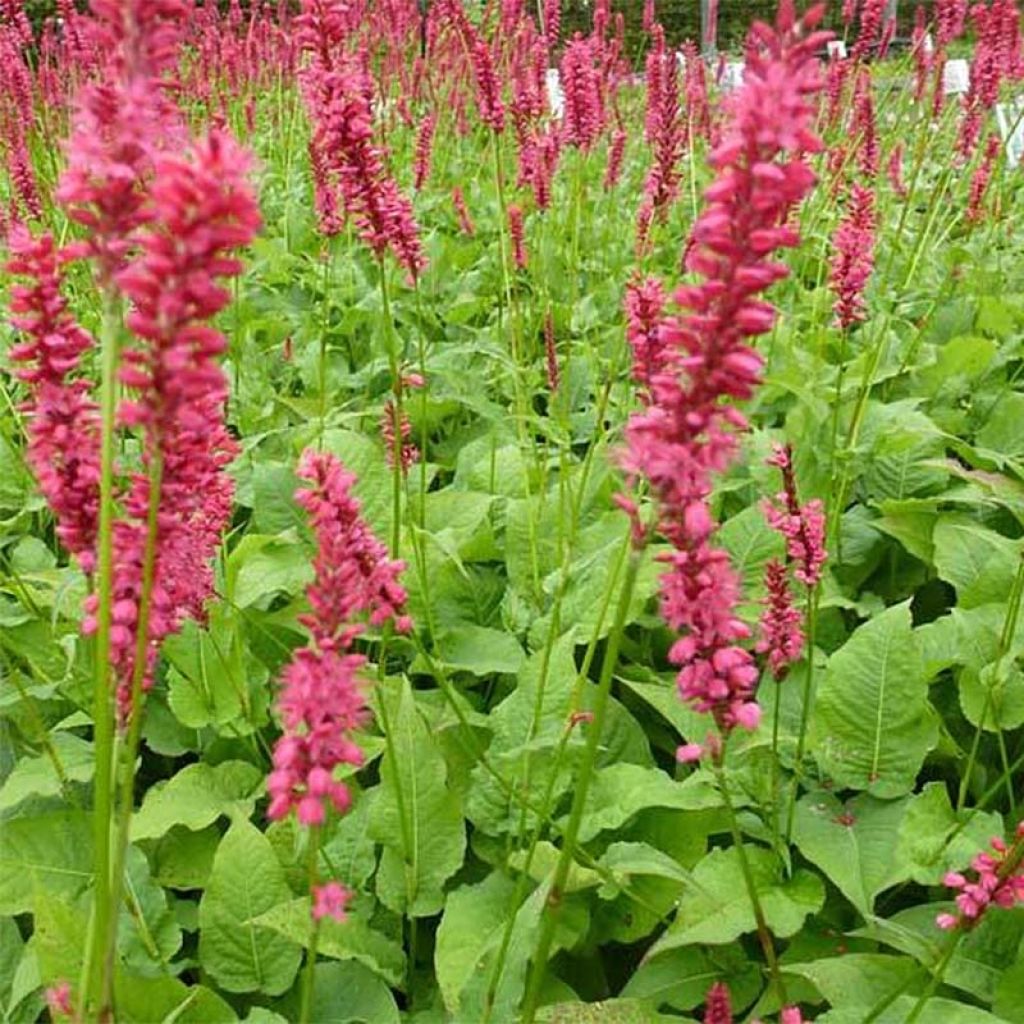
[830,183,876,330]
[704,982,733,1024]
[604,125,627,190]
[267,450,411,826]
[825,55,852,129]
[887,144,907,198]
[624,8,829,737]
[302,45,425,280]
[452,186,475,235]
[852,0,885,62]
[413,112,437,190]
[912,4,931,102]
[682,40,711,143]
[938,824,1024,930]
[467,29,506,133]
[643,26,686,217]
[82,131,261,723]
[56,0,189,282]
[543,0,560,44]
[6,229,101,570]
[842,0,859,25]
[45,981,73,1019]
[0,0,32,45]
[967,134,1003,223]
[561,35,604,151]
[312,881,353,922]
[508,203,527,269]
[757,559,804,679]
[762,444,827,588]
[624,276,668,399]
[937,0,970,45]
[852,68,879,178]
[643,0,656,33]
[781,1010,806,1024]
[381,398,418,473]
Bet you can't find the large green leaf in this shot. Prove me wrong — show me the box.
[812,602,937,797]
[131,760,263,841]
[0,732,93,813]
[0,811,91,914]
[369,677,465,917]
[253,897,405,987]
[792,793,911,918]
[782,953,922,1009]
[933,518,1021,609]
[275,961,400,1024]
[620,946,760,1012]
[197,819,301,995]
[650,845,824,954]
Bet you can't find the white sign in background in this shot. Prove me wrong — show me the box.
[996,100,1024,165]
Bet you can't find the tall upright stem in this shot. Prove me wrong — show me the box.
[298,825,322,1024]
[80,294,122,1021]
[520,550,642,1024]
[101,450,164,1013]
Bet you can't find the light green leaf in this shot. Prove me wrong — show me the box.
[569,764,717,843]
[0,811,91,914]
[812,602,937,797]
[118,846,182,974]
[198,819,301,995]
[895,782,1004,885]
[933,518,1021,609]
[436,624,525,676]
[132,761,263,841]
[227,535,312,609]
[782,953,921,1008]
[792,793,911,917]
[369,677,465,917]
[651,846,824,953]
[147,825,221,890]
[252,897,405,988]
[536,998,684,1023]
[276,961,400,1024]
[0,732,93,813]
[112,974,238,1024]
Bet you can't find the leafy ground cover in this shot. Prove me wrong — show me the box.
[1,1,1024,1022]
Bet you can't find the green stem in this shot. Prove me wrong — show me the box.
[520,550,642,1024]
[714,752,788,1008]
[80,294,122,1021]
[298,825,322,1024]
[785,587,819,845]
[378,259,403,561]
[102,450,164,1012]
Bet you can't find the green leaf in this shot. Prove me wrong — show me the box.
[0,732,93,813]
[792,793,911,918]
[820,996,1010,1023]
[569,764,718,843]
[650,846,824,953]
[131,761,263,841]
[0,811,91,914]
[112,974,238,1024]
[620,946,760,1012]
[118,846,183,974]
[812,602,937,797]
[933,518,1021,609]
[147,825,222,890]
[978,392,1024,457]
[994,954,1024,1022]
[369,677,465,917]
[226,535,312,609]
[252,897,405,988]
[198,818,301,995]
[782,953,921,1009]
[275,961,400,1024]
[436,624,525,676]
[537,998,685,1023]
[895,783,1005,885]
[960,657,1024,731]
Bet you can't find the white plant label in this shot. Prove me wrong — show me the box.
[827,40,847,60]
[721,61,745,92]
[943,58,970,96]
[545,67,564,119]
[996,100,1024,166]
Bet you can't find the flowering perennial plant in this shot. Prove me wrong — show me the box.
[267,450,411,827]
[624,5,829,743]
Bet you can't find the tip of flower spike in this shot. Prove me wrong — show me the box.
[312,881,352,922]
[676,743,704,763]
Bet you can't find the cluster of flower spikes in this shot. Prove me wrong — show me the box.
[641,23,687,222]
[830,181,877,330]
[937,823,1024,930]
[757,444,826,680]
[623,4,830,750]
[6,231,102,568]
[267,450,412,834]
[957,0,1020,158]
[8,0,259,725]
[85,131,262,723]
[561,33,605,151]
[297,0,425,281]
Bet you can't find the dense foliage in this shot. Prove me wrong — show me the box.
[1,1,1024,1023]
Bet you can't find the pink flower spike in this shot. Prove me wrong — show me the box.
[45,981,73,1019]
[676,743,705,763]
[703,981,733,1024]
[312,881,352,922]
